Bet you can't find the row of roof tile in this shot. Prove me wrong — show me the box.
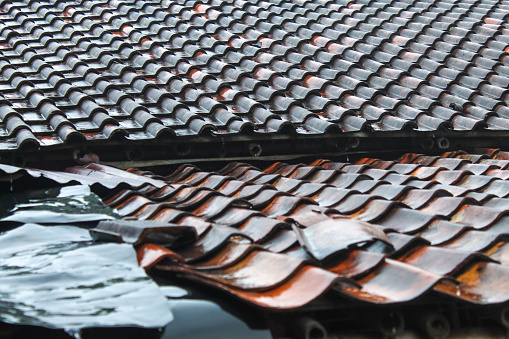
[4,148,509,310]
[2,0,509,150]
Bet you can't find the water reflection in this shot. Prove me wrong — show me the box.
[0,185,118,225]
[162,299,271,339]
[0,224,172,331]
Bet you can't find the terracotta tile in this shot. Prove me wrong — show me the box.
[340,259,445,303]
[224,266,342,309]
[398,246,491,276]
[326,250,386,278]
[293,217,391,261]
[435,262,509,304]
[91,220,197,246]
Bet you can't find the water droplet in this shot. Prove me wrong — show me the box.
[65,329,82,339]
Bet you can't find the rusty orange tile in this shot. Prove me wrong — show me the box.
[189,250,308,291]
[480,159,509,169]
[197,175,232,190]
[435,262,509,304]
[284,204,332,227]
[191,243,259,270]
[398,188,452,209]
[261,195,317,217]
[340,259,446,303]
[288,166,321,180]
[450,205,505,229]
[259,229,298,253]
[412,155,440,166]
[321,162,350,171]
[398,246,492,276]
[385,163,420,175]
[459,164,494,175]
[348,200,400,222]
[492,150,509,160]
[312,186,354,206]
[238,216,286,242]
[362,168,395,180]
[486,169,509,180]
[331,194,386,214]
[175,224,251,262]
[177,171,211,186]
[306,169,341,183]
[411,166,445,180]
[162,186,203,204]
[386,233,430,256]
[397,153,421,164]
[419,197,479,217]
[416,220,470,245]
[441,230,502,252]
[175,190,222,209]
[113,195,153,216]
[432,158,470,170]
[212,207,263,227]
[215,180,247,196]
[146,206,191,223]
[137,243,185,269]
[165,164,199,182]
[484,241,509,265]
[432,170,473,186]
[148,185,180,201]
[223,266,343,309]
[326,250,386,278]
[362,159,395,170]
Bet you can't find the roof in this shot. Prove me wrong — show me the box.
[3,148,509,336]
[3,0,509,336]
[1,0,509,164]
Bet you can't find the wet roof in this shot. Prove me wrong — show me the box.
[4,148,509,319]
[1,0,509,163]
[3,0,509,336]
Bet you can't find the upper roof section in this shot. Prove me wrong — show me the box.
[1,0,509,165]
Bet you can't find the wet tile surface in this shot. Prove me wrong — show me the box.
[1,0,509,152]
[6,148,509,313]
[0,223,173,330]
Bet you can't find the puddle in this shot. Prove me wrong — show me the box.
[0,224,173,331]
[0,185,118,225]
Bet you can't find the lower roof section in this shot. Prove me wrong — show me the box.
[4,148,509,337]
